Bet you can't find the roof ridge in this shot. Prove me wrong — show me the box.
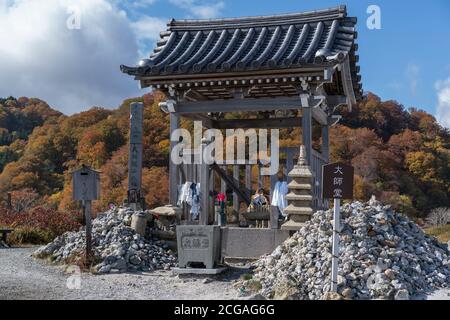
[167,5,347,31]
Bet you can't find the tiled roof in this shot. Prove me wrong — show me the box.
[121,5,361,97]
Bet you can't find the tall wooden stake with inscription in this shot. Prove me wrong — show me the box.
[128,102,144,210]
[322,162,354,293]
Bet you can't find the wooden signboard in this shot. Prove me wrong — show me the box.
[72,165,100,266]
[321,162,354,293]
[322,162,354,200]
[72,165,100,201]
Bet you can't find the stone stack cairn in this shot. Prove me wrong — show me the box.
[241,200,450,300]
[33,206,177,273]
[282,145,313,230]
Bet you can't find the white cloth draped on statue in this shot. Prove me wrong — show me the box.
[177,181,201,220]
[271,181,288,215]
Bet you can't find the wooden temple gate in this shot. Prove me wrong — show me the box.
[121,5,361,258]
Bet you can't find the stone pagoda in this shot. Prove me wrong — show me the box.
[282,145,313,230]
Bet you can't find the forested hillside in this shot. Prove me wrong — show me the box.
[0,92,448,219]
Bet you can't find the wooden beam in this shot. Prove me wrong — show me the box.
[183,113,214,128]
[214,117,302,129]
[340,57,357,109]
[176,97,301,114]
[184,114,303,129]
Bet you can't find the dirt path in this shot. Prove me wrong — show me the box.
[0,247,241,300]
[1,247,448,300]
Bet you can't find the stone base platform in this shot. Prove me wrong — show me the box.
[220,227,289,259]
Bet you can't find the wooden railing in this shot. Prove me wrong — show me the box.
[177,146,329,223]
[311,149,328,210]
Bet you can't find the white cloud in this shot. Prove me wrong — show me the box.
[0,0,226,115]
[169,0,225,18]
[132,16,167,42]
[132,0,157,8]
[0,0,142,115]
[435,77,450,128]
[131,16,167,57]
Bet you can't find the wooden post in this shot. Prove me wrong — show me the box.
[128,102,143,210]
[322,124,330,163]
[169,112,180,206]
[257,164,262,189]
[245,165,252,193]
[209,169,215,224]
[270,173,277,202]
[199,140,209,225]
[232,165,240,223]
[302,106,312,165]
[84,200,92,265]
[331,198,340,292]
[220,165,227,194]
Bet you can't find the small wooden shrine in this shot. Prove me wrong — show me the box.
[121,5,361,258]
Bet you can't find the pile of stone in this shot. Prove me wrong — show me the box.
[34,206,177,273]
[244,200,450,300]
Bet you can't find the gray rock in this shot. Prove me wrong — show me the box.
[394,289,410,300]
[98,264,112,274]
[129,255,142,266]
[33,206,177,273]
[243,200,450,300]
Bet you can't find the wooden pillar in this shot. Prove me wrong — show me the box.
[257,164,262,189]
[232,165,240,223]
[245,164,252,193]
[169,112,180,206]
[199,140,210,225]
[209,169,215,224]
[220,165,227,194]
[270,173,277,202]
[302,106,312,165]
[322,124,330,163]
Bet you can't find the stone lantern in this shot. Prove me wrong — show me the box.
[281,145,313,230]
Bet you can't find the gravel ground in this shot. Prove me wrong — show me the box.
[1,247,448,300]
[0,247,240,300]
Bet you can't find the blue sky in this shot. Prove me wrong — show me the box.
[129,0,450,121]
[0,0,449,126]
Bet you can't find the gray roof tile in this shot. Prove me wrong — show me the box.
[121,5,361,98]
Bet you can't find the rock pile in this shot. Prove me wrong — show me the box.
[34,206,177,273]
[245,200,450,300]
